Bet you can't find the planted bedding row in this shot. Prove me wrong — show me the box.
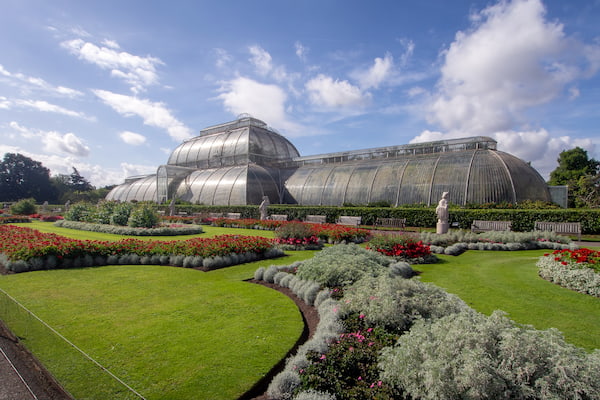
[538,248,600,297]
[0,225,281,273]
[256,244,600,400]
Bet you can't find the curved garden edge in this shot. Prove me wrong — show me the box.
[239,280,319,400]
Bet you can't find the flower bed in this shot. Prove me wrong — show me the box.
[537,248,600,297]
[0,215,31,224]
[366,233,436,263]
[0,225,281,273]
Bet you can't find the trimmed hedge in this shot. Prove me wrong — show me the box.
[158,204,600,234]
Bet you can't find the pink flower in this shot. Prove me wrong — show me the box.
[320,354,326,360]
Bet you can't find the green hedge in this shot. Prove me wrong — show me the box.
[158,204,600,234]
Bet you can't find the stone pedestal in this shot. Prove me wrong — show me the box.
[436,221,449,235]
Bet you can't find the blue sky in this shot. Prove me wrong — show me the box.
[1,0,599,188]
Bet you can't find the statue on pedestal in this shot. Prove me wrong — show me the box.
[435,192,449,234]
[259,196,270,220]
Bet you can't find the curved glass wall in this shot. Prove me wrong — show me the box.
[105,175,157,202]
[285,149,551,206]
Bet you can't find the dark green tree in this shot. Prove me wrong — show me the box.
[548,147,598,184]
[548,147,599,208]
[0,153,56,202]
[69,167,94,192]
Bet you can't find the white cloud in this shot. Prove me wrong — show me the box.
[14,99,92,120]
[43,131,90,157]
[93,89,193,141]
[249,45,273,76]
[61,39,163,93]
[305,74,370,109]
[295,41,308,61]
[355,52,395,89]
[0,64,83,98]
[214,48,233,68]
[119,130,147,146]
[428,0,599,135]
[218,76,302,133]
[7,121,90,157]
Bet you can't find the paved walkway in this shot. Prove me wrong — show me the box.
[0,339,37,399]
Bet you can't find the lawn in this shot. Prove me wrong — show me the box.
[0,234,317,399]
[414,249,600,351]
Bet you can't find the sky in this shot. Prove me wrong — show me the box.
[1,0,599,188]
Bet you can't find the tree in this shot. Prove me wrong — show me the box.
[548,147,599,208]
[0,153,56,202]
[69,167,94,192]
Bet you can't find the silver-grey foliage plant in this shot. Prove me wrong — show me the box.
[379,310,600,400]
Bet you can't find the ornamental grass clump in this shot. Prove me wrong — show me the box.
[379,310,600,400]
[537,248,600,297]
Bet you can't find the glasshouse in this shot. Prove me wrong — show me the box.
[106,116,552,206]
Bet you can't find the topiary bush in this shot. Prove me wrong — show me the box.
[110,202,134,226]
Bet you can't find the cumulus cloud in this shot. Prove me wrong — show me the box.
[355,52,395,90]
[0,64,83,98]
[61,39,163,93]
[43,131,90,156]
[214,48,233,68]
[413,0,600,179]
[305,74,370,109]
[428,0,599,134]
[7,121,89,157]
[119,130,147,146]
[93,89,193,141]
[217,76,302,133]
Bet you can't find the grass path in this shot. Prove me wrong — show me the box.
[415,250,600,351]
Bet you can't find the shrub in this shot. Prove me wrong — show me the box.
[64,202,92,222]
[110,202,134,226]
[379,310,600,400]
[342,275,468,333]
[128,205,159,228]
[10,198,37,215]
[388,261,414,279]
[267,370,301,400]
[293,389,337,400]
[295,244,392,288]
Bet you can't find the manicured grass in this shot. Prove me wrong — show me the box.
[0,229,316,399]
[13,221,276,240]
[414,250,600,351]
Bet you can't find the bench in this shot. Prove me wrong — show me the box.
[535,221,581,241]
[471,220,512,233]
[224,212,241,219]
[375,217,406,230]
[208,212,223,219]
[305,215,327,224]
[336,216,362,227]
[270,214,288,221]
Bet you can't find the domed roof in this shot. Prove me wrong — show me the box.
[167,117,300,169]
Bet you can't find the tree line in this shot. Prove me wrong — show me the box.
[0,153,113,204]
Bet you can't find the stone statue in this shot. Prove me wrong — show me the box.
[259,196,270,220]
[169,198,176,216]
[64,200,71,211]
[42,201,48,212]
[435,192,449,234]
